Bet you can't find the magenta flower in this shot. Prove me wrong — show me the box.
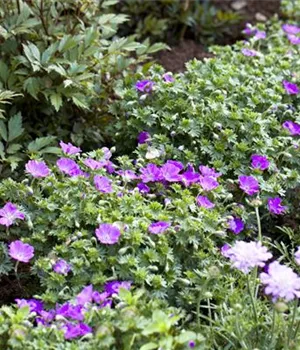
[117,170,139,181]
[0,202,25,227]
[268,197,286,215]
[287,34,300,45]
[282,120,300,135]
[137,182,150,193]
[196,195,215,209]
[225,241,272,274]
[283,80,299,95]
[95,223,121,244]
[148,221,171,234]
[53,259,71,275]
[15,298,43,313]
[76,285,93,305]
[56,303,84,321]
[138,131,151,144]
[92,291,109,304]
[181,169,200,187]
[64,323,92,340]
[199,176,219,191]
[242,48,258,57]
[9,240,34,263]
[254,30,266,40]
[59,141,81,155]
[140,164,162,182]
[251,154,269,171]
[135,80,154,93]
[57,158,83,176]
[94,175,113,193]
[228,217,244,234]
[238,175,259,195]
[162,73,174,83]
[84,158,105,170]
[25,160,50,178]
[282,24,300,34]
[295,247,300,265]
[260,261,300,302]
[161,161,182,182]
[220,244,231,257]
[105,281,131,295]
[199,165,221,178]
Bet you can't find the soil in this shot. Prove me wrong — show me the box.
[156,0,281,72]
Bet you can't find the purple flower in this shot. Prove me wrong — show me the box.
[94,175,113,193]
[0,202,25,227]
[282,24,300,34]
[199,176,219,191]
[260,261,300,302]
[148,221,171,234]
[105,281,131,295]
[140,164,162,182]
[242,23,256,36]
[16,299,43,314]
[135,80,154,93]
[117,170,139,181]
[57,158,82,176]
[92,291,109,304]
[221,244,231,257]
[162,73,174,83]
[138,131,151,144]
[25,160,50,178]
[196,195,215,209]
[76,285,93,305]
[181,165,201,186]
[241,48,258,56]
[56,303,84,321]
[225,241,272,274]
[64,323,92,340]
[53,259,71,275]
[161,161,182,182]
[188,340,196,348]
[9,240,34,263]
[268,197,286,215]
[282,120,300,135]
[251,154,269,171]
[95,223,121,244]
[238,175,259,195]
[295,247,300,266]
[199,165,221,178]
[228,217,244,235]
[254,30,266,40]
[137,182,150,193]
[283,80,299,95]
[59,141,81,155]
[287,34,300,45]
[84,158,105,170]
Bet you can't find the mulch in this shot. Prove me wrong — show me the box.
[156,0,281,72]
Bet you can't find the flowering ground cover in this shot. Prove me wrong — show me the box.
[2,0,300,349]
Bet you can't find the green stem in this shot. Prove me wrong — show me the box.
[255,206,262,242]
[247,274,259,341]
[287,300,298,347]
[270,307,276,347]
[207,297,212,335]
[14,260,21,289]
[197,291,201,329]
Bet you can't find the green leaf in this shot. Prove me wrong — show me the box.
[23,77,40,99]
[0,141,4,159]
[0,120,7,141]
[6,143,22,154]
[0,61,9,82]
[27,136,56,152]
[71,95,89,109]
[8,113,24,142]
[50,93,63,112]
[140,343,158,350]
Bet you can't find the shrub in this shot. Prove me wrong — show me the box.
[110,0,241,45]
[0,0,166,147]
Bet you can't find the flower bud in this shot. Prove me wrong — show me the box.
[274,302,288,313]
[208,266,220,278]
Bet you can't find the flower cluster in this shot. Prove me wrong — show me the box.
[16,282,131,339]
